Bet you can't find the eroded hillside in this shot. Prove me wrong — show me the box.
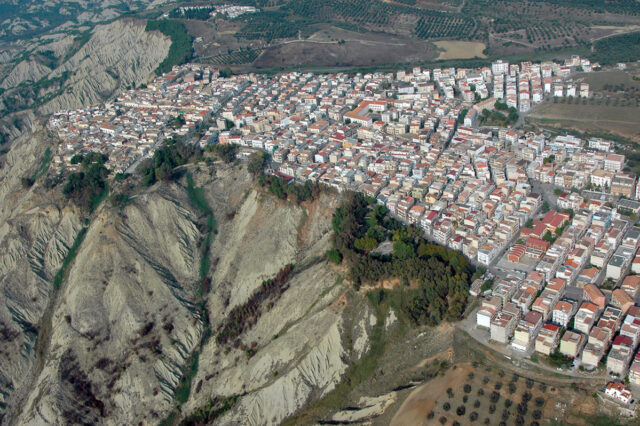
[0,19,171,119]
[0,153,385,424]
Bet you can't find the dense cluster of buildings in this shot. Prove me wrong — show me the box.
[46,57,640,397]
[165,4,258,19]
[476,212,640,391]
[47,66,250,173]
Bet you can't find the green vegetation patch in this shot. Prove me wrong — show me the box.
[174,353,199,405]
[22,146,52,187]
[216,264,295,345]
[138,138,202,186]
[53,227,88,290]
[185,172,216,280]
[62,152,109,211]
[590,31,640,66]
[206,143,238,163]
[145,20,194,75]
[236,10,316,42]
[479,101,518,127]
[180,395,238,425]
[331,192,473,325]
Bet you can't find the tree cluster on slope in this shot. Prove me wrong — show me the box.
[331,192,473,325]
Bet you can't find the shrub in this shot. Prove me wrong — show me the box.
[443,402,451,411]
[464,384,472,393]
[474,400,481,408]
[326,249,342,264]
[470,412,479,422]
[534,397,545,407]
[439,416,447,425]
[517,402,527,415]
[456,405,466,416]
[489,404,496,413]
[505,399,512,408]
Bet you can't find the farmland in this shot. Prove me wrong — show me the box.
[163,0,640,71]
[528,69,640,142]
[251,26,438,70]
[433,40,486,60]
[289,317,624,424]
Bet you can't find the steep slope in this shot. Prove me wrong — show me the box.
[0,120,84,422]
[40,19,171,114]
[0,18,172,118]
[3,163,375,425]
[11,182,204,424]
[0,59,52,89]
[179,168,376,425]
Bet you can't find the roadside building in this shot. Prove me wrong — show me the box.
[628,353,640,385]
[490,311,517,344]
[583,284,606,309]
[559,330,586,358]
[535,323,561,355]
[604,382,632,404]
[552,300,577,328]
[607,335,634,376]
[477,296,502,328]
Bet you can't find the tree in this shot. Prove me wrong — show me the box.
[210,143,238,163]
[541,201,550,213]
[326,249,342,264]
[543,230,553,243]
[393,240,415,260]
[354,237,379,253]
[62,151,109,211]
[248,152,267,176]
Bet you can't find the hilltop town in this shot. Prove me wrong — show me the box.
[47,55,640,405]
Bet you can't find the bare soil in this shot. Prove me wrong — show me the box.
[251,27,436,70]
[434,40,487,60]
[391,363,472,425]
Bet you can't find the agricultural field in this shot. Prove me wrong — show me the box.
[287,302,626,425]
[251,26,438,70]
[386,328,625,426]
[391,360,615,425]
[528,69,640,142]
[166,0,640,71]
[433,40,486,60]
